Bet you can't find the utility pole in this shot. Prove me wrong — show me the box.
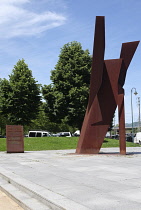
[137,97,141,132]
[131,88,138,139]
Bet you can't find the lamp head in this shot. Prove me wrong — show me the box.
[134,91,138,95]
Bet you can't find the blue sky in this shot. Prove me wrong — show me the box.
[0,0,141,124]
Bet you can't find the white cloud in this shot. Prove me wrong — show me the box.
[0,0,67,38]
[0,0,30,5]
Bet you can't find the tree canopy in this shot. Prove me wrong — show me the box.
[42,41,92,130]
[0,59,41,126]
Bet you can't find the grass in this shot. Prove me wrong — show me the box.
[0,137,140,152]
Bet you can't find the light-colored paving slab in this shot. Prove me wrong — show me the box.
[0,147,141,209]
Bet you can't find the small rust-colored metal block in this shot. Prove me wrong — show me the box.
[6,125,24,153]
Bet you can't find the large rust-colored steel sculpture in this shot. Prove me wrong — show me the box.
[76,16,139,155]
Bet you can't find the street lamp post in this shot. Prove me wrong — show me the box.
[131,87,138,140]
[137,97,141,132]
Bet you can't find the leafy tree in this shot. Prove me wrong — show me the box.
[0,78,11,133]
[42,41,92,130]
[0,78,11,115]
[26,103,76,134]
[0,59,41,126]
[0,113,7,135]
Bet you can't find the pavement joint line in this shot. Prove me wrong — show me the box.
[0,148,141,209]
[0,168,65,209]
[0,166,90,210]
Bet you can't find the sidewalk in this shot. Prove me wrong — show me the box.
[0,147,141,209]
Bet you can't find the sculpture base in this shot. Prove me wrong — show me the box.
[76,148,100,154]
[7,151,24,153]
[76,148,126,155]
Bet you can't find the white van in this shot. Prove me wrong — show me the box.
[134,132,141,144]
[28,131,50,137]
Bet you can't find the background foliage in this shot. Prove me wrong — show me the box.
[0,59,41,128]
[42,41,92,130]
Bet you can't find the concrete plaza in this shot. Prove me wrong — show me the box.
[0,147,141,209]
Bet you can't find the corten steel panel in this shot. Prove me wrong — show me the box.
[88,16,105,111]
[119,41,139,87]
[118,86,126,155]
[92,60,122,126]
[76,16,105,154]
[6,125,24,153]
[76,60,123,154]
[104,59,123,104]
[76,16,139,155]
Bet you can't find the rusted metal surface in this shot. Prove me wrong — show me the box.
[76,16,139,154]
[88,16,105,111]
[119,41,139,87]
[6,125,24,153]
[118,86,126,155]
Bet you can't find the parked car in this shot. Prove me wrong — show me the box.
[105,132,110,138]
[59,132,72,137]
[28,131,51,137]
[111,134,119,139]
[126,133,133,142]
[0,135,6,138]
[73,130,80,137]
[134,132,141,144]
[52,133,61,137]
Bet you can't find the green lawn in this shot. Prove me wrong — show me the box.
[0,137,140,151]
